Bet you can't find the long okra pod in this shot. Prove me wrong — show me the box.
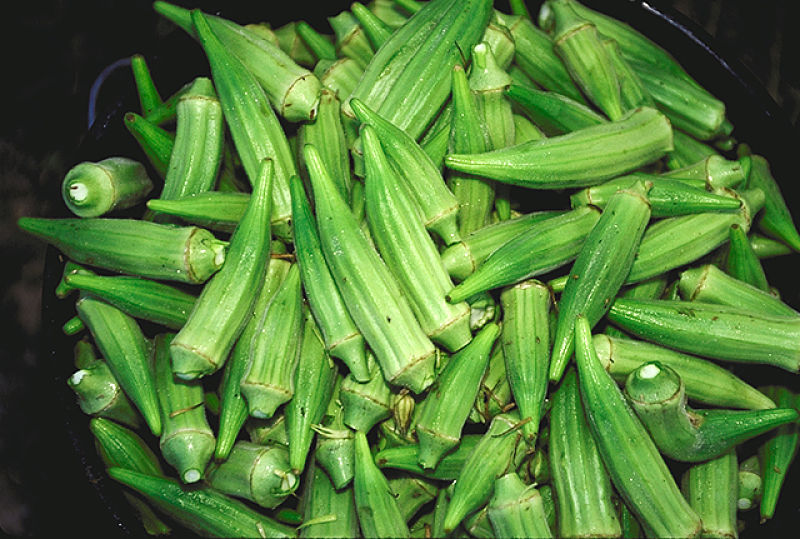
[62,157,153,218]
[351,2,393,49]
[681,450,738,539]
[758,386,800,521]
[146,191,249,233]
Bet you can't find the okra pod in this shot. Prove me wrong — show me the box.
[473,340,513,422]
[667,129,720,170]
[123,112,175,178]
[329,11,373,68]
[313,56,364,101]
[339,351,392,433]
[419,101,453,170]
[487,473,553,539]
[299,462,359,538]
[274,21,317,67]
[68,360,141,429]
[55,261,93,299]
[147,191,249,233]
[351,2,393,49]
[313,378,356,489]
[370,0,409,27]
[602,36,654,113]
[144,80,192,127]
[296,20,337,62]
[389,475,439,522]
[726,223,770,291]
[374,434,482,480]
[505,83,605,136]
[482,15,516,70]
[62,157,153,218]
[758,386,800,521]
[681,450,738,539]
[512,113,546,144]
[750,233,793,259]
[746,154,800,251]
[738,455,763,512]
[90,418,163,479]
[664,154,747,190]
[130,54,162,116]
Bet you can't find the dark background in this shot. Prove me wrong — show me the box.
[2,0,800,536]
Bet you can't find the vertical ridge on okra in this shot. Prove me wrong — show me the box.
[681,450,738,539]
[170,159,273,380]
[487,473,553,538]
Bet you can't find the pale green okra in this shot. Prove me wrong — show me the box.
[681,450,738,539]
[487,473,553,539]
[62,157,153,218]
[68,359,141,429]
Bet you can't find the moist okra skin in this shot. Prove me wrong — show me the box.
[69,360,141,429]
[61,157,153,218]
[758,386,800,522]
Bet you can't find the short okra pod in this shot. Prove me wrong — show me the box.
[487,473,553,539]
[329,11,373,68]
[130,53,162,116]
[62,157,153,218]
[505,84,606,136]
[738,455,763,512]
[664,154,747,190]
[758,386,800,521]
[147,191,249,233]
[681,450,738,539]
[339,352,392,433]
[313,378,356,489]
[445,107,673,190]
[746,154,800,251]
[17,217,227,284]
[374,434,482,480]
[151,333,214,483]
[123,112,175,178]
[68,360,141,429]
[726,223,770,291]
[170,159,273,380]
[299,462,359,538]
[573,316,702,538]
[62,315,85,336]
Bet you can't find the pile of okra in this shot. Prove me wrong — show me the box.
[19,0,800,537]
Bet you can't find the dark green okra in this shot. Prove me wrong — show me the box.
[299,462,359,538]
[62,157,153,218]
[152,333,214,483]
[681,450,738,539]
[758,386,800,521]
[505,84,605,136]
[573,316,702,538]
[123,112,175,178]
[608,298,800,372]
[147,191,249,233]
[171,159,273,380]
[68,359,141,429]
[76,296,161,436]
[329,11,373,68]
[746,154,800,251]
[351,2,393,49]
[240,263,304,419]
[550,367,621,538]
[18,217,226,284]
[592,333,776,410]
[549,181,651,382]
[416,323,499,469]
[444,107,673,190]
[339,352,392,433]
[131,54,162,116]
[487,473,553,539]
[374,434,482,481]
[305,142,436,394]
[361,124,471,351]
[447,206,601,303]
[313,378,355,489]
[726,223,770,291]
[500,280,551,445]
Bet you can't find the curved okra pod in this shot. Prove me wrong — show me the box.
[573,316,702,538]
[109,467,295,538]
[607,298,800,372]
[624,361,798,461]
[62,157,153,218]
[170,159,273,380]
[487,473,553,539]
[147,191,249,233]
[329,11,373,68]
[152,333,214,483]
[339,352,392,433]
[18,217,226,284]
[416,324,499,469]
[444,107,673,190]
[500,280,551,445]
[76,296,161,436]
[727,223,770,291]
[505,84,605,136]
[207,441,298,509]
[447,206,601,303]
[313,378,356,489]
[68,359,141,429]
[353,431,411,538]
[738,455,763,512]
[681,450,738,539]
[758,386,800,521]
[153,2,321,122]
[592,334,776,410]
[240,263,304,418]
[550,367,621,538]
[549,181,651,382]
[299,462,359,538]
[123,112,175,178]
[374,434,482,481]
[664,154,747,190]
[305,143,436,394]
[361,125,471,351]
[746,154,800,251]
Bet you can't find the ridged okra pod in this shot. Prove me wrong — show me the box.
[549,181,651,382]
[215,258,291,460]
[573,316,702,538]
[68,359,141,428]
[296,21,337,63]
[351,2,393,49]
[171,159,273,380]
[592,334,775,410]
[625,362,797,462]
[726,223,770,291]
[241,263,303,418]
[608,298,800,372]
[329,11,373,68]
[152,333,214,483]
[110,467,295,538]
[313,378,355,489]
[191,10,295,238]
[361,125,471,351]
[374,434,482,481]
[738,455,763,512]
[746,154,800,251]
[274,21,317,67]
[299,462,359,538]
[339,352,392,433]
[17,217,226,284]
[353,431,411,538]
[153,2,321,122]
[416,323,499,469]
[443,411,526,533]
[750,233,793,259]
[123,112,175,178]
[664,154,747,190]
[667,129,719,170]
[419,102,453,170]
[370,0,409,27]
[447,206,601,303]
[602,36,654,113]
[313,57,363,102]
[130,53,162,116]
[62,157,153,218]
[146,191,249,233]
[500,280,551,445]
[340,0,492,142]
[512,113,546,145]
[64,273,196,330]
[505,84,605,136]
[76,296,161,436]
[289,173,368,380]
[758,386,800,521]
[482,15,516,70]
[445,107,673,190]
[550,367,621,538]
[681,450,738,539]
[349,98,461,245]
[305,143,436,393]
[206,441,298,509]
[487,473,553,538]
[390,475,439,522]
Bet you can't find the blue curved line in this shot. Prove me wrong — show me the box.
[87,57,132,129]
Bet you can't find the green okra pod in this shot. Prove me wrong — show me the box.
[592,333,775,410]
[505,84,605,136]
[738,455,763,512]
[18,217,226,284]
[90,418,163,479]
[241,263,303,418]
[608,298,800,372]
[758,386,800,521]
[374,434,482,480]
[62,157,153,218]
[726,223,770,291]
[143,80,192,127]
[152,333,214,483]
[746,154,800,251]
[299,462,359,538]
[487,473,553,539]
[389,475,439,522]
[550,367,621,538]
[361,124,471,351]
[444,106,673,190]
[500,280,551,445]
[296,21,337,62]
[171,159,273,380]
[206,441,298,509]
[512,113,546,145]
[313,57,364,102]
[667,128,720,170]
[573,316,702,538]
[624,361,798,461]
[482,15,516,70]
[473,341,513,422]
[339,352,392,433]
[353,431,411,538]
[147,191,249,233]
[305,143,436,393]
[68,360,141,429]
[549,181,652,383]
[416,323,499,469]
[602,36,654,113]
[750,233,793,259]
[351,2,393,49]
[313,378,356,489]
[56,261,94,299]
[329,11,373,68]
[370,0,409,27]
[664,154,747,190]
[419,101,453,170]
[130,54,162,116]
[246,414,289,448]
[62,315,85,336]
[274,21,317,67]
[681,450,738,539]
[123,112,175,178]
